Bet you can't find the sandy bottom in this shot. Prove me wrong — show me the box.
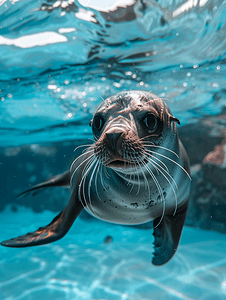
[0,206,226,300]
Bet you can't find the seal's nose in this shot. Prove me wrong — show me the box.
[106,131,123,150]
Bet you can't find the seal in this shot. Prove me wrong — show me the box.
[1,90,191,266]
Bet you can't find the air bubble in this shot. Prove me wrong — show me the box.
[113,82,121,88]
[212,82,219,88]
[48,85,57,90]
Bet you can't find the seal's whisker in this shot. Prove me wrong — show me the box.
[158,97,171,102]
[123,149,127,171]
[70,148,94,174]
[142,162,165,227]
[140,134,159,140]
[143,162,164,204]
[146,156,159,175]
[138,159,150,200]
[82,160,94,207]
[104,166,110,179]
[155,201,165,229]
[92,135,98,142]
[88,138,96,142]
[70,153,95,187]
[128,164,136,193]
[123,149,126,169]
[88,159,98,199]
[100,164,108,192]
[152,155,169,173]
[79,157,97,216]
[143,151,176,185]
[144,153,178,216]
[128,153,136,193]
[82,154,97,178]
[143,143,179,158]
[154,96,170,102]
[134,158,141,196]
[73,144,94,152]
[104,158,112,166]
[144,151,169,173]
[129,180,134,193]
[146,150,191,180]
[104,150,107,165]
[78,156,95,211]
[145,153,178,190]
[82,147,93,154]
[133,156,140,196]
[95,162,102,202]
[88,160,99,217]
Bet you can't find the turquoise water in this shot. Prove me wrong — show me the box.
[1,206,226,300]
[0,0,226,299]
[0,0,226,147]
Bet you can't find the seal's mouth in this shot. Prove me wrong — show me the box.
[106,159,139,169]
[106,160,126,168]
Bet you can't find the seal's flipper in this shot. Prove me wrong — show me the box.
[17,170,70,198]
[1,188,83,248]
[152,199,189,266]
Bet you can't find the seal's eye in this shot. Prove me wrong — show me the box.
[92,115,104,131]
[142,114,158,131]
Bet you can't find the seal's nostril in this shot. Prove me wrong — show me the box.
[106,131,123,150]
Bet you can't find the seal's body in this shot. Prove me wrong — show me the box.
[1,90,191,266]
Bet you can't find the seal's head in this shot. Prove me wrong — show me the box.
[90,90,180,170]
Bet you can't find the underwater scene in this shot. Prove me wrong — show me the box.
[0,0,226,299]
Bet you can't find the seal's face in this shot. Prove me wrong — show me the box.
[90,90,180,170]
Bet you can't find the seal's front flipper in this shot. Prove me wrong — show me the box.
[152,199,189,266]
[17,170,70,198]
[1,188,83,248]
